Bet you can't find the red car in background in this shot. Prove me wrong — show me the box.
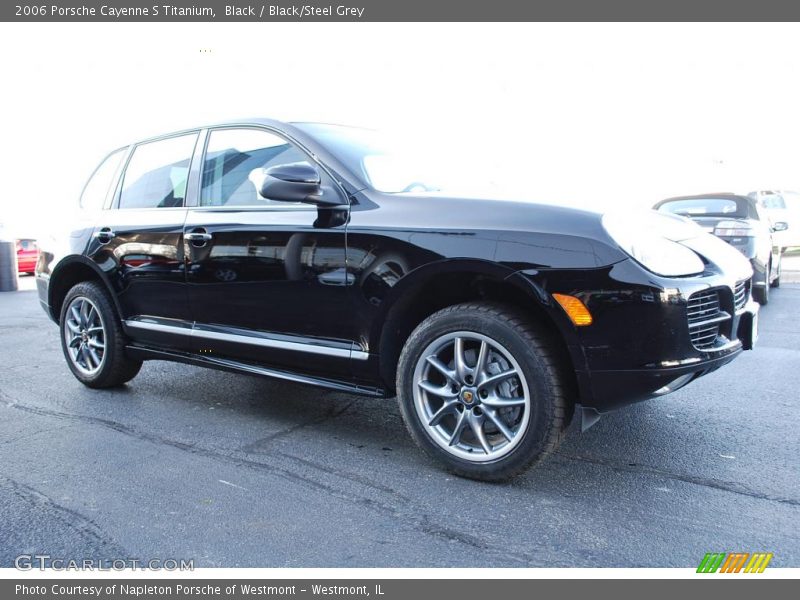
[16,239,38,275]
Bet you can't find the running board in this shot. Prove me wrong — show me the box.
[125,345,386,398]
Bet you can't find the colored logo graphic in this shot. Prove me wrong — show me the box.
[697,552,773,573]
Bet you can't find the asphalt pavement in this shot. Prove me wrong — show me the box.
[782,249,800,283]
[0,276,798,567]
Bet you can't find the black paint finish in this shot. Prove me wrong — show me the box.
[37,118,757,416]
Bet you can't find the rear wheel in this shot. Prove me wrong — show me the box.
[397,302,569,481]
[59,281,142,388]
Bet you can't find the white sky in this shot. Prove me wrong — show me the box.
[2,22,800,237]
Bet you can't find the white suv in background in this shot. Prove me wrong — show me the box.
[750,190,800,250]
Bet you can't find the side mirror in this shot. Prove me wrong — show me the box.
[260,163,343,207]
[772,221,789,232]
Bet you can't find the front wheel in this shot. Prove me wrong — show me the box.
[59,281,142,388]
[397,302,570,481]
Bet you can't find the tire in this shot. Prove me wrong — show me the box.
[59,281,142,388]
[396,302,569,481]
[753,267,770,305]
[753,284,769,304]
[771,259,781,288]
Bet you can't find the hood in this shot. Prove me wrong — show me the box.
[603,209,707,242]
[372,192,611,237]
[362,191,626,268]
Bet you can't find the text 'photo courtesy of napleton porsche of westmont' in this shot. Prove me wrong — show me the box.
[0,3,799,588]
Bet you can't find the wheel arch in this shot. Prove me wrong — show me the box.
[373,259,581,408]
[48,257,122,324]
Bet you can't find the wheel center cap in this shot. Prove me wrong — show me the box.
[461,388,477,405]
[81,331,89,343]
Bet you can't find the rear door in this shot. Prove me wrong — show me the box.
[182,126,354,377]
[89,131,200,347]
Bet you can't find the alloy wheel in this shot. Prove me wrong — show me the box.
[412,331,531,462]
[63,296,106,376]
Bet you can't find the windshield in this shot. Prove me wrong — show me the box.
[657,197,746,218]
[779,191,800,211]
[295,123,451,194]
[760,194,786,210]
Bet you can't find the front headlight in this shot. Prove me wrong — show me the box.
[602,213,705,277]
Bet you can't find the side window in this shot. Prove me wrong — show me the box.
[80,147,127,210]
[200,128,322,207]
[761,194,786,210]
[754,202,768,222]
[119,133,199,209]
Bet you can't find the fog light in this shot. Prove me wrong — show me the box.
[552,293,593,326]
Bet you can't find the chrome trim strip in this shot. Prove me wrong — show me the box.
[124,320,192,333]
[191,326,358,359]
[124,319,369,360]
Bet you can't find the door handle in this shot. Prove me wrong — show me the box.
[185,229,212,246]
[93,228,116,243]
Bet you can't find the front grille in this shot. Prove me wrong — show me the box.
[734,280,747,310]
[687,289,731,350]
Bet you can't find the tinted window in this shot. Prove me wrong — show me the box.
[80,148,127,210]
[200,128,312,207]
[760,194,786,210]
[657,198,744,218]
[754,202,768,222]
[119,133,198,209]
[782,192,800,210]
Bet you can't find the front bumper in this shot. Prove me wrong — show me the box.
[519,258,758,413]
[17,258,38,272]
[585,294,759,412]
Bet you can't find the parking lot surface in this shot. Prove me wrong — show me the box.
[0,280,798,567]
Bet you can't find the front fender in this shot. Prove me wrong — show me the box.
[367,258,523,348]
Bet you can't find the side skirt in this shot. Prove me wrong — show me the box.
[125,344,387,398]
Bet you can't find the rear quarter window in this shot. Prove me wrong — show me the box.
[80,147,128,210]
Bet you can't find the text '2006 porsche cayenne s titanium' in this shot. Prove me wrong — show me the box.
[36,120,758,480]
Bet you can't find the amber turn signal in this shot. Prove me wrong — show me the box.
[552,293,593,326]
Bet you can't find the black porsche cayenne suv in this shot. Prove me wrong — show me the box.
[36,119,758,480]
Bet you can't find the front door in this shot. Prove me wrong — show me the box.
[183,127,354,377]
